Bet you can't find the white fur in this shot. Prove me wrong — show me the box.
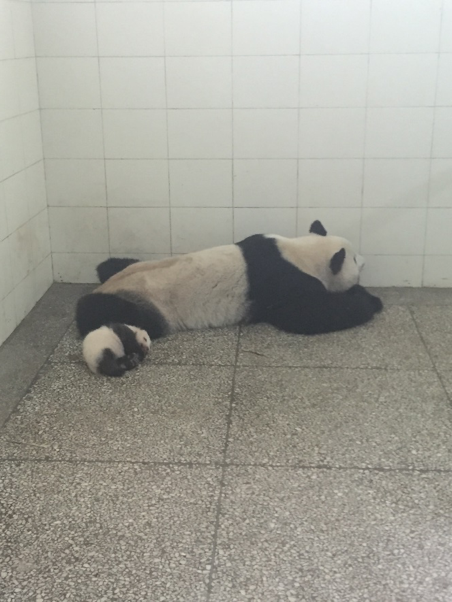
[272,233,364,292]
[96,231,363,331]
[98,246,249,332]
[82,324,151,374]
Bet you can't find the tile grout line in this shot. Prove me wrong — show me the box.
[408,304,452,411]
[205,325,241,601]
[2,456,452,475]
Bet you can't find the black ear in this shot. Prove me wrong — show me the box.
[330,248,346,275]
[309,220,327,236]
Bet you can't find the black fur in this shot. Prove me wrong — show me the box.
[96,257,140,284]
[76,291,169,338]
[309,220,327,236]
[110,323,146,360]
[262,285,383,335]
[237,235,382,334]
[97,348,140,377]
[330,248,345,275]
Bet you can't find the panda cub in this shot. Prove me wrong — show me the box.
[83,323,151,377]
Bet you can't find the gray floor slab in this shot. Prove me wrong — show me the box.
[210,467,452,602]
[227,367,452,469]
[370,287,452,306]
[0,362,233,463]
[411,306,452,371]
[52,323,239,366]
[0,284,92,427]
[238,306,432,369]
[0,461,220,602]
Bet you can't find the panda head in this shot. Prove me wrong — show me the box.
[127,325,151,354]
[306,220,364,292]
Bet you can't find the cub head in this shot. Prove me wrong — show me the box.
[308,220,364,292]
[128,325,151,354]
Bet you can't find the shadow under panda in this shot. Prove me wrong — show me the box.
[76,220,383,340]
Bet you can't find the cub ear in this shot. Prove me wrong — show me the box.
[309,220,327,236]
[330,248,346,275]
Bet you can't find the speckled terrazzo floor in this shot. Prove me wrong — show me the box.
[1,284,452,602]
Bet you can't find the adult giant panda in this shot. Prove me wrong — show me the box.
[76,220,382,339]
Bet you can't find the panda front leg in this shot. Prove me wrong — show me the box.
[118,353,141,372]
[263,287,383,335]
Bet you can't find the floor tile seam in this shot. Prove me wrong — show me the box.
[205,327,242,601]
[48,359,438,371]
[1,457,451,476]
[0,321,76,430]
[408,305,452,410]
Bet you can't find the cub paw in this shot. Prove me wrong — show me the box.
[121,353,141,371]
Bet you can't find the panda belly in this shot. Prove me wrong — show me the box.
[97,245,250,332]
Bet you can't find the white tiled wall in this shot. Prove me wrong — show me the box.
[29,0,452,287]
[0,0,51,346]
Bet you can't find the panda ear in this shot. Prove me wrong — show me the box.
[309,220,327,236]
[330,248,346,275]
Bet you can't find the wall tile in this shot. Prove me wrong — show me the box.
[363,159,430,208]
[109,207,171,253]
[436,54,452,107]
[432,108,452,158]
[361,208,425,255]
[234,207,296,241]
[367,54,437,108]
[425,209,452,255]
[97,3,164,57]
[46,159,106,207]
[168,109,232,159]
[49,207,109,252]
[234,159,297,208]
[297,207,361,247]
[4,171,28,235]
[298,159,363,208]
[233,1,300,56]
[103,110,167,159]
[441,0,452,52]
[360,256,423,287]
[167,57,231,109]
[41,109,104,159]
[0,237,13,301]
[234,56,299,108]
[301,0,371,55]
[25,161,47,218]
[106,160,169,207]
[165,2,231,56]
[429,160,452,208]
[370,0,442,53]
[33,4,97,57]
[37,58,101,109]
[11,2,35,59]
[234,109,298,159]
[424,256,452,287]
[170,160,232,207]
[299,108,366,159]
[365,108,434,158]
[21,111,43,167]
[52,252,109,284]
[171,207,232,253]
[100,58,166,109]
[299,56,367,108]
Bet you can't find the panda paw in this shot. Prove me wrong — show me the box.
[120,353,141,371]
[347,284,383,313]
